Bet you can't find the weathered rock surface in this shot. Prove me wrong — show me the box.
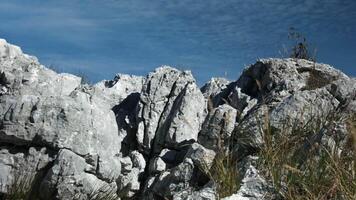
[222,156,273,200]
[198,104,237,151]
[136,66,207,155]
[222,165,269,200]
[233,58,355,152]
[0,39,124,199]
[0,147,53,194]
[1,39,355,199]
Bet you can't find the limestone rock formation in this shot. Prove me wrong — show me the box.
[136,66,207,155]
[0,39,123,199]
[198,104,237,151]
[233,59,355,153]
[0,39,355,199]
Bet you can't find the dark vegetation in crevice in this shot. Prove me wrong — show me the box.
[0,143,57,200]
[200,107,243,198]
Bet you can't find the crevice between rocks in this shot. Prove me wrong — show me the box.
[0,141,58,200]
[136,80,180,198]
[112,92,141,157]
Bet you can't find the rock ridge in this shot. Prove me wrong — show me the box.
[0,39,355,199]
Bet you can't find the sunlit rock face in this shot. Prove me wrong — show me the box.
[0,39,355,199]
[0,39,123,199]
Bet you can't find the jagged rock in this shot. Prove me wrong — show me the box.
[201,77,231,107]
[136,66,206,154]
[327,78,356,102]
[222,156,272,200]
[40,149,118,200]
[185,143,216,170]
[326,78,356,116]
[93,74,144,157]
[173,181,217,200]
[237,58,348,99]
[157,148,188,169]
[201,77,236,109]
[1,39,355,200]
[143,158,197,199]
[0,39,23,59]
[201,77,230,99]
[222,165,270,200]
[115,151,146,198]
[93,73,144,109]
[270,88,339,128]
[227,86,258,119]
[233,58,355,152]
[159,148,179,163]
[0,85,123,179]
[143,144,216,200]
[199,104,237,151]
[117,168,141,198]
[0,39,128,198]
[149,157,167,173]
[130,150,146,173]
[120,156,133,174]
[234,88,341,152]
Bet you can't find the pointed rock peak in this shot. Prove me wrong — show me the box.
[201,77,231,97]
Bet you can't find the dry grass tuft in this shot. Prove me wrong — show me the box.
[207,152,240,199]
[257,109,356,200]
[86,183,119,200]
[346,114,356,156]
[1,168,119,200]
[0,170,37,200]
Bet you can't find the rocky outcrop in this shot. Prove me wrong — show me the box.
[136,67,206,155]
[0,39,355,199]
[0,39,123,199]
[198,104,237,151]
[233,59,355,153]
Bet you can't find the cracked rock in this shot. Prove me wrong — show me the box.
[199,104,237,151]
[136,66,206,154]
[1,39,355,200]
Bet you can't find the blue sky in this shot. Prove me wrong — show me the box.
[0,0,355,84]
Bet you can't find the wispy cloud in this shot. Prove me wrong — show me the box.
[0,0,355,84]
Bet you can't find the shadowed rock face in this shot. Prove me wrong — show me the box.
[0,39,355,199]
